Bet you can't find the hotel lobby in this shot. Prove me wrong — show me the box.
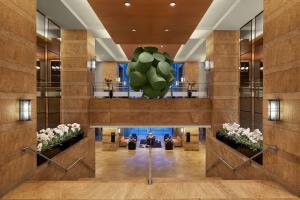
[0,0,299,199]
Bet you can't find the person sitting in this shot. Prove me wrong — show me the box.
[164,134,170,141]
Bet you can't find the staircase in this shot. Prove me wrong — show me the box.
[2,178,298,199]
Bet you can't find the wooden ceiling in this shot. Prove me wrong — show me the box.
[88,0,212,59]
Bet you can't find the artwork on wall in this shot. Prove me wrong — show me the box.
[126,46,175,99]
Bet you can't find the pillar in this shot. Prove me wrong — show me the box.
[263,0,300,195]
[0,0,36,196]
[206,30,240,135]
[183,127,199,151]
[61,30,95,177]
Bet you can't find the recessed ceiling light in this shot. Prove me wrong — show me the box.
[169,2,176,7]
[131,28,136,32]
[164,28,169,32]
[124,2,131,7]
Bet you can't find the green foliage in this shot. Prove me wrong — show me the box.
[128,46,174,99]
[219,128,263,151]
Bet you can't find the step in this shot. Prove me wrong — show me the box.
[78,176,221,183]
[2,179,297,199]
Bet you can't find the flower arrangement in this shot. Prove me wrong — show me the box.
[218,122,263,151]
[37,123,81,152]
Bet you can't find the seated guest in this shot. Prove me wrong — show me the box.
[164,134,170,141]
[146,132,155,146]
[128,137,136,150]
[131,133,137,141]
[165,137,173,150]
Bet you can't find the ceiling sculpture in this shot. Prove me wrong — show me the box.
[88,0,212,59]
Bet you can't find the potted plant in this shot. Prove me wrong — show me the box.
[216,123,263,164]
[36,123,84,165]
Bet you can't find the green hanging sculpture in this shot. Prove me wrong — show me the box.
[127,46,174,99]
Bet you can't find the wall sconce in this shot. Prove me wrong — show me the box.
[88,58,96,70]
[204,59,214,71]
[268,99,280,121]
[19,99,32,121]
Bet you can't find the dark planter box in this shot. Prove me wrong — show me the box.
[37,132,84,166]
[216,132,263,165]
[37,145,61,166]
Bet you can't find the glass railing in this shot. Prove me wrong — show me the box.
[93,81,208,98]
[240,81,263,98]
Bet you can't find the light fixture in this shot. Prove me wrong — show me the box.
[180,77,185,82]
[170,2,176,7]
[268,99,280,121]
[88,58,96,70]
[116,77,121,82]
[19,99,32,121]
[36,66,40,70]
[160,45,164,48]
[204,59,214,71]
[164,28,169,32]
[124,2,131,7]
[131,28,137,32]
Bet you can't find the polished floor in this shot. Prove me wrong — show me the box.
[2,142,299,199]
[95,141,206,180]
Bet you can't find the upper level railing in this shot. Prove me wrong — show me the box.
[93,81,208,98]
[240,81,263,98]
[36,81,209,98]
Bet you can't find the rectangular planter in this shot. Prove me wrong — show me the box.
[37,132,85,166]
[216,132,263,165]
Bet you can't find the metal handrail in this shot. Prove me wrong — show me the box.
[208,145,277,172]
[21,146,95,172]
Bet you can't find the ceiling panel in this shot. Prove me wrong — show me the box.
[88,0,212,58]
[121,44,181,59]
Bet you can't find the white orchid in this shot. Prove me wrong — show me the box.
[221,122,263,149]
[37,123,82,152]
[37,143,43,152]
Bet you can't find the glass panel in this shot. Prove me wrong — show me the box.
[240,20,252,87]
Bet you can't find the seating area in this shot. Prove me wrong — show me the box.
[118,131,183,150]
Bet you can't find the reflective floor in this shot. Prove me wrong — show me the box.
[95,142,206,180]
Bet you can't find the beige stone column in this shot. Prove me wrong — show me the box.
[206,31,240,135]
[263,0,300,195]
[61,30,95,176]
[0,0,36,195]
[185,62,200,90]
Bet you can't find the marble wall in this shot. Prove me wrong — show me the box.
[60,30,96,178]
[90,98,211,126]
[0,0,36,196]
[263,0,300,195]
[206,31,240,134]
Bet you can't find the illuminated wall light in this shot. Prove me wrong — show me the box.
[36,66,40,70]
[204,59,214,71]
[164,28,169,32]
[124,2,131,7]
[131,28,137,32]
[268,99,280,121]
[19,99,32,121]
[88,58,96,70]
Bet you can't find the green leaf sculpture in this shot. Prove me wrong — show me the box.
[128,46,174,99]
